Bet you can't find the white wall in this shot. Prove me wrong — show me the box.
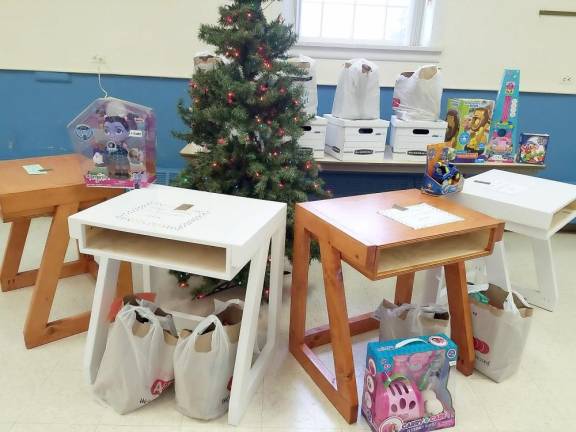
[1,0,574,93]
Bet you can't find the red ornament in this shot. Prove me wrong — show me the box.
[178,281,189,289]
[196,293,206,299]
[255,172,261,177]
[263,59,272,69]
[266,119,272,126]
[212,162,218,168]
[305,160,312,170]
[246,11,253,19]
[259,84,268,93]
[293,99,300,106]
[279,87,287,95]
[225,15,233,24]
[278,182,284,188]
[277,128,285,137]
[189,81,198,89]
[255,116,262,124]
[217,137,226,145]
[204,87,209,94]
[227,91,235,104]
[272,151,278,157]
[257,45,266,55]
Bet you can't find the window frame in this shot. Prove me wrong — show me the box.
[284,0,442,62]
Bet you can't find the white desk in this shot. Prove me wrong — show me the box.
[426,170,576,311]
[68,184,287,425]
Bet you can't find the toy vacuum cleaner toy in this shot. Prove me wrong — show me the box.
[362,335,457,432]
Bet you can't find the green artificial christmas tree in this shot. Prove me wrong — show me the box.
[172,0,327,297]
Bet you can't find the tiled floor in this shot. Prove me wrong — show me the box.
[1,217,575,432]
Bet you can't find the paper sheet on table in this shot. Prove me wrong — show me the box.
[116,201,209,231]
[378,203,463,229]
[472,179,528,195]
[22,164,48,175]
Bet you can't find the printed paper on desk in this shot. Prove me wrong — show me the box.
[116,201,209,231]
[378,203,463,229]
[473,179,528,195]
[22,164,48,175]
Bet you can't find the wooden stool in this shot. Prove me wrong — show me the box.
[0,154,132,348]
[289,189,504,423]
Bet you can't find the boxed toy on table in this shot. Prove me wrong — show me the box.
[332,58,380,120]
[485,69,520,162]
[362,334,457,432]
[67,97,156,188]
[298,116,327,159]
[389,116,448,162]
[517,133,549,165]
[421,142,463,196]
[444,99,494,163]
[324,114,389,161]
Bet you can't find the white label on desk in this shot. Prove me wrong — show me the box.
[472,179,528,195]
[116,201,208,231]
[378,203,463,229]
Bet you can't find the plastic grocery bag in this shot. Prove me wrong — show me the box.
[375,299,450,341]
[392,65,443,121]
[174,302,243,420]
[93,304,178,414]
[332,58,380,120]
[469,283,533,382]
[288,54,318,116]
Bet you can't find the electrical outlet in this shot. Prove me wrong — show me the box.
[560,75,573,85]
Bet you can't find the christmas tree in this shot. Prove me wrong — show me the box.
[172,0,327,296]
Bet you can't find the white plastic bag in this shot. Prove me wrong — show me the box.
[174,303,242,420]
[93,304,177,414]
[332,58,380,120]
[375,299,450,341]
[288,54,318,116]
[468,283,533,382]
[193,51,229,73]
[392,65,443,121]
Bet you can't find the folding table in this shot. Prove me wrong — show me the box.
[289,189,504,423]
[0,154,132,348]
[68,184,286,425]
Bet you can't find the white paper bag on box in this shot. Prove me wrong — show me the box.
[174,302,242,420]
[288,54,318,116]
[469,284,533,382]
[375,299,450,341]
[332,58,380,120]
[93,304,177,414]
[392,65,443,121]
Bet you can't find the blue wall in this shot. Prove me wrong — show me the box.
[1,70,575,188]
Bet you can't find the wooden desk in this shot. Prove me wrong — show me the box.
[289,189,504,423]
[0,154,132,348]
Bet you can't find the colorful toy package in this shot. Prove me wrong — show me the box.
[67,97,156,188]
[486,69,520,162]
[362,334,458,432]
[517,133,549,165]
[444,99,494,163]
[422,142,463,196]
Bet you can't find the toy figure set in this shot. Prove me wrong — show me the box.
[517,133,549,165]
[362,334,457,432]
[422,142,463,196]
[67,97,156,189]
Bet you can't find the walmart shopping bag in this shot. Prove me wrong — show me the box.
[94,303,178,414]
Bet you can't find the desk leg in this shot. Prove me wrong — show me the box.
[228,240,272,426]
[84,257,121,384]
[395,273,415,305]
[0,218,31,292]
[444,262,475,376]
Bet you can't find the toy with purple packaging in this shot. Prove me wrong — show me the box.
[67,97,156,188]
[486,69,520,162]
[362,334,457,432]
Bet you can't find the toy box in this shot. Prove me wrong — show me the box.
[390,116,447,162]
[422,142,463,196]
[67,97,156,189]
[362,334,457,432]
[445,99,494,163]
[298,116,327,159]
[486,70,520,162]
[517,133,549,165]
[324,114,388,161]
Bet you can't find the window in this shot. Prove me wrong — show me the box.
[298,0,421,46]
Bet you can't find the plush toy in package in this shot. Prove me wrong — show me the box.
[361,335,457,432]
[422,142,463,196]
[332,58,380,120]
[444,99,494,163]
[67,97,156,188]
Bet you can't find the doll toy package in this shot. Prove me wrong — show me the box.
[67,97,156,188]
[361,334,458,432]
[422,142,463,196]
[444,99,494,163]
[517,133,549,165]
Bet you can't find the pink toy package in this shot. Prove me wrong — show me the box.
[67,97,156,189]
[362,334,457,432]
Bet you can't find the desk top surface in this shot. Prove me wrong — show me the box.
[0,154,87,196]
[69,184,286,248]
[299,189,502,247]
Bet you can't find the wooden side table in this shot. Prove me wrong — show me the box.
[289,189,504,423]
[68,184,287,426]
[0,154,132,348]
